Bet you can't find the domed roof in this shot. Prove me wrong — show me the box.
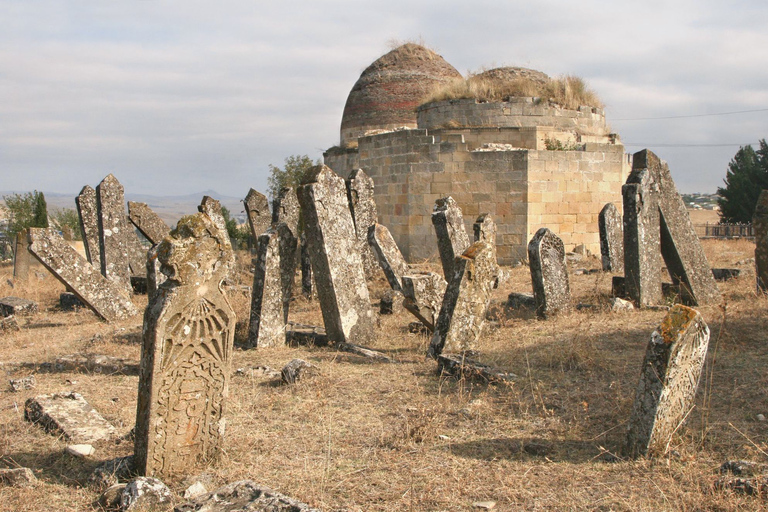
[473,66,550,87]
[340,43,462,146]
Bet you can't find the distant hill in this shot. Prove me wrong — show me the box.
[0,190,248,227]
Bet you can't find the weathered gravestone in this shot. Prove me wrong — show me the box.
[175,480,320,512]
[599,202,624,273]
[300,233,313,299]
[248,228,285,348]
[25,391,117,443]
[12,230,30,281]
[97,174,135,291]
[625,304,710,458]
[368,223,409,292]
[623,150,720,307]
[0,296,38,317]
[297,165,375,344]
[401,271,447,332]
[76,185,102,269]
[432,196,471,281]
[128,202,171,245]
[272,189,300,317]
[428,242,496,358]
[753,190,768,292]
[272,187,300,235]
[244,188,271,241]
[27,228,138,322]
[474,213,501,287]
[346,169,379,278]
[134,206,236,478]
[528,228,571,318]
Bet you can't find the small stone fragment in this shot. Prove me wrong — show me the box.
[0,315,20,332]
[0,296,38,317]
[0,467,37,487]
[285,323,329,347]
[720,460,764,477]
[99,483,127,510]
[9,375,36,392]
[281,359,315,384]
[379,289,404,315]
[711,268,740,281]
[337,342,396,363]
[25,391,117,443]
[66,444,95,458]
[183,481,208,499]
[60,292,84,311]
[90,455,135,488]
[506,292,536,310]
[121,477,173,512]
[610,297,635,313]
[174,480,320,512]
[473,501,497,510]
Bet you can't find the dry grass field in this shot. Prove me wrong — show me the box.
[1,238,767,511]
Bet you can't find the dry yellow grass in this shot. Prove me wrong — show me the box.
[0,239,767,510]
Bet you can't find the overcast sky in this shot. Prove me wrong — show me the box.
[2,1,767,199]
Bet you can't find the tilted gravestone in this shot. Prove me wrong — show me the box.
[401,271,447,332]
[432,196,471,281]
[300,233,312,299]
[528,228,571,318]
[134,205,236,478]
[27,228,138,322]
[248,228,285,348]
[753,189,768,292]
[599,202,624,273]
[623,150,720,307]
[428,242,496,358]
[272,189,300,317]
[368,223,409,292]
[297,165,375,344]
[625,304,710,458]
[244,188,271,241]
[271,187,300,235]
[346,169,379,279]
[76,185,102,269]
[128,201,171,245]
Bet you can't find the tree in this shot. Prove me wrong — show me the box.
[266,154,318,200]
[717,140,768,223]
[1,190,48,241]
[220,205,250,249]
[33,191,49,228]
[50,208,82,240]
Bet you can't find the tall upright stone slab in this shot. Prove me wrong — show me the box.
[474,213,500,287]
[271,187,300,235]
[297,165,375,344]
[13,231,30,281]
[368,223,409,292]
[27,228,138,322]
[135,208,236,478]
[599,203,624,273]
[300,233,312,299]
[623,150,720,307]
[248,229,285,348]
[402,271,447,332]
[428,242,495,358]
[528,228,571,318]
[244,189,271,241]
[753,190,768,292]
[96,174,133,292]
[625,305,710,458]
[76,185,101,269]
[272,189,300,315]
[432,197,471,281]
[128,202,171,245]
[346,169,379,279]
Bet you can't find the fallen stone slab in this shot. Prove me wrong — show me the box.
[24,391,117,443]
[27,228,139,322]
[336,342,396,363]
[285,323,329,347]
[54,354,140,376]
[610,297,635,312]
[437,354,516,384]
[0,467,37,487]
[711,268,740,281]
[9,375,36,392]
[60,292,84,311]
[174,480,321,512]
[281,359,316,384]
[0,296,38,317]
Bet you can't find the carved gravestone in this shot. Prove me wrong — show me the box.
[625,305,710,458]
[244,189,271,241]
[128,202,171,245]
[96,174,134,291]
[623,150,720,307]
[346,169,379,279]
[297,165,375,344]
[401,272,447,332]
[134,207,236,478]
[753,190,768,292]
[473,213,500,287]
[368,223,409,292]
[13,231,30,281]
[432,196,471,281]
[528,228,571,318]
[248,228,285,348]
[76,185,102,269]
[599,203,624,273]
[27,228,138,322]
[428,242,496,358]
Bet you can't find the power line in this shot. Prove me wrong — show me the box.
[623,142,757,147]
[613,107,768,121]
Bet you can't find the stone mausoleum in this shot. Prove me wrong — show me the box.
[324,43,631,265]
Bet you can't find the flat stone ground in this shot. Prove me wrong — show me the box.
[0,238,767,511]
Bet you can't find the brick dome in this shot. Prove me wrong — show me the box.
[340,43,462,146]
[474,66,551,87]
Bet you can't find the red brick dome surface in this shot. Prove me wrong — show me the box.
[340,44,462,145]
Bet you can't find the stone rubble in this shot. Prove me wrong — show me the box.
[174,480,320,512]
